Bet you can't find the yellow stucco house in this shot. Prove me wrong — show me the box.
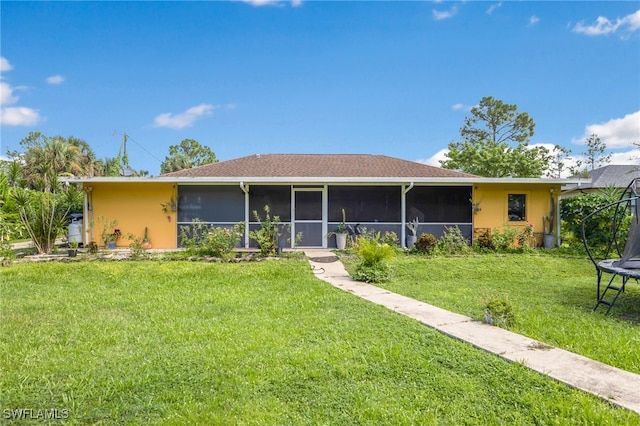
[63,154,587,250]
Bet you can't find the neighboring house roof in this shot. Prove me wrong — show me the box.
[161,154,476,179]
[587,165,640,188]
[563,165,640,194]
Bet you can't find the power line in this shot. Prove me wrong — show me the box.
[112,131,164,165]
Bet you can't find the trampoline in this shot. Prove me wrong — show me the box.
[581,178,640,313]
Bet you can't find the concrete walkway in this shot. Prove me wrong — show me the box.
[304,249,640,415]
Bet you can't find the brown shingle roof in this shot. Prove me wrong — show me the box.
[162,154,475,178]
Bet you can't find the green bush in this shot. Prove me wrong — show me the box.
[127,232,149,259]
[0,237,15,266]
[560,190,623,252]
[491,227,520,251]
[380,231,399,247]
[484,296,515,328]
[517,223,534,249]
[249,205,282,257]
[180,220,244,259]
[353,263,391,283]
[353,237,395,283]
[205,225,245,259]
[414,233,437,254]
[10,186,79,254]
[473,229,495,251]
[437,226,470,255]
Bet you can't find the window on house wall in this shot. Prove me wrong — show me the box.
[508,194,526,221]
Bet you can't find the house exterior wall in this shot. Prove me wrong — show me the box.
[84,182,178,249]
[472,182,561,245]
[82,180,563,250]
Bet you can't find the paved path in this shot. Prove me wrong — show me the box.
[304,249,640,415]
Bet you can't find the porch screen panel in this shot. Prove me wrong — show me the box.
[406,186,472,223]
[328,186,401,223]
[248,224,291,249]
[178,185,245,223]
[294,223,323,247]
[249,185,291,221]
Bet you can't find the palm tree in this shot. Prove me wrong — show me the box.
[67,136,98,177]
[20,134,90,190]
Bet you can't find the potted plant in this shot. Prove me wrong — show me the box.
[333,209,348,249]
[141,227,152,249]
[104,229,121,249]
[406,217,419,247]
[98,217,120,249]
[68,239,79,257]
[161,196,177,213]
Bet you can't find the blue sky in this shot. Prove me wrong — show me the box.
[1,1,639,176]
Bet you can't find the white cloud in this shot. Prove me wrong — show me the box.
[416,148,449,167]
[452,103,473,112]
[433,6,458,21]
[486,2,502,15]
[574,111,640,149]
[609,150,640,164]
[0,82,19,105]
[46,75,65,84]
[0,57,41,126]
[0,107,40,126]
[529,15,540,26]
[573,9,640,36]
[0,56,12,72]
[153,103,217,130]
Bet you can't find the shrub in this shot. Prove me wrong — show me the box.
[353,237,395,283]
[414,233,437,254]
[473,229,495,251]
[180,220,244,259]
[380,231,399,247]
[205,225,245,259]
[127,232,149,259]
[0,236,15,266]
[11,186,79,254]
[353,263,392,283]
[560,191,619,248]
[249,205,282,257]
[437,226,470,255]
[491,227,520,251]
[517,223,535,249]
[484,296,515,328]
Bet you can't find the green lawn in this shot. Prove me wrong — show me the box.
[1,259,639,424]
[344,253,640,376]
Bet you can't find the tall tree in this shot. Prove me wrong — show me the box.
[160,139,218,174]
[18,132,90,190]
[582,133,611,171]
[441,96,550,177]
[545,145,573,178]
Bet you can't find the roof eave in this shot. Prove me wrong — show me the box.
[59,176,590,185]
